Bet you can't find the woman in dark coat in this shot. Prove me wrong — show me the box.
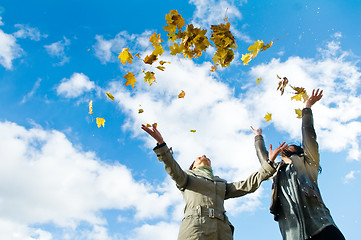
[141,124,287,240]
[252,89,345,240]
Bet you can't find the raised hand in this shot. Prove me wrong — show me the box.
[268,142,288,163]
[250,126,262,136]
[306,89,323,108]
[141,124,164,145]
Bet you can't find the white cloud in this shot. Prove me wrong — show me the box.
[0,121,183,238]
[13,24,47,41]
[129,221,179,240]
[0,29,23,70]
[56,73,95,98]
[344,170,360,184]
[44,37,70,66]
[21,78,42,103]
[0,16,4,26]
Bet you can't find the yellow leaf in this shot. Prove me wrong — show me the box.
[124,72,136,88]
[295,109,302,119]
[156,66,165,71]
[190,130,196,133]
[118,48,133,65]
[152,45,164,56]
[88,100,93,114]
[106,92,114,101]
[247,40,264,58]
[169,42,183,55]
[178,90,185,98]
[241,53,252,65]
[149,32,164,47]
[256,77,262,84]
[96,118,105,128]
[134,53,140,58]
[138,108,144,114]
[277,74,282,79]
[145,123,157,128]
[264,113,272,122]
[291,92,303,101]
[143,71,156,86]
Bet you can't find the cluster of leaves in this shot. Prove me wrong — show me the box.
[91,9,276,130]
[261,75,309,122]
[88,94,114,128]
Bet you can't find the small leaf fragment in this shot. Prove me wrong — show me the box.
[156,66,165,71]
[106,92,114,101]
[138,108,144,114]
[210,65,217,72]
[178,90,185,98]
[241,53,252,65]
[190,130,196,133]
[256,77,262,84]
[264,113,272,122]
[89,100,93,114]
[96,118,105,128]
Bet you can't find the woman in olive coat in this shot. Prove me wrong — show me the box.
[252,89,345,240]
[141,124,287,240]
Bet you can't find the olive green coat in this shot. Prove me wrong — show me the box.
[154,143,276,240]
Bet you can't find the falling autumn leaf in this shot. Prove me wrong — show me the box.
[143,54,158,65]
[118,48,133,65]
[106,92,114,101]
[295,108,302,119]
[96,118,105,128]
[241,53,252,65]
[159,60,170,65]
[134,53,140,58]
[190,130,196,133]
[142,70,156,86]
[145,123,157,128]
[124,72,136,88]
[138,108,144,114]
[256,77,262,84]
[261,41,273,51]
[277,74,282,79]
[89,100,93,114]
[264,113,272,122]
[290,86,309,102]
[156,66,165,71]
[178,90,185,98]
[210,65,217,72]
[277,77,289,95]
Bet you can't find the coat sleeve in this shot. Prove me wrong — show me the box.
[254,135,269,165]
[302,108,320,168]
[225,161,276,199]
[153,143,188,190]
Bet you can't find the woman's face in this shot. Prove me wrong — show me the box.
[192,155,211,169]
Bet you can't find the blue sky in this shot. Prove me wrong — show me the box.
[0,0,361,239]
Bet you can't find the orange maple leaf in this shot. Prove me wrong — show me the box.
[124,72,136,88]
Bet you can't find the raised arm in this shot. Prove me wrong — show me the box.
[225,141,287,199]
[251,126,268,165]
[302,89,322,167]
[141,124,188,190]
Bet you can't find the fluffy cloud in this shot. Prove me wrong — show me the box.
[0,29,23,70]
[344,170,360,184]
[56,73,95,98]
[44,37,70,66]
[13,24,47,41]
[0,121,182,239]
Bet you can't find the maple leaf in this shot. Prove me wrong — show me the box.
[248,40,264,58]
[190,130,196,133]
[118,48,133,65]
[178,90,185,98]
[143,70,156,86]
[256,77,262,84]
[143,54,158,65]
[149,32,164,47]
[295,108,302,119]
[164,10,185,31]
[124,72,136,88]
[106,92,114,101]
[241,53,252,65]
[264,113,272,122]
[152,45,164,56]
[96,118,105,128]
[156,66,165,71]
[89,100,93,114]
